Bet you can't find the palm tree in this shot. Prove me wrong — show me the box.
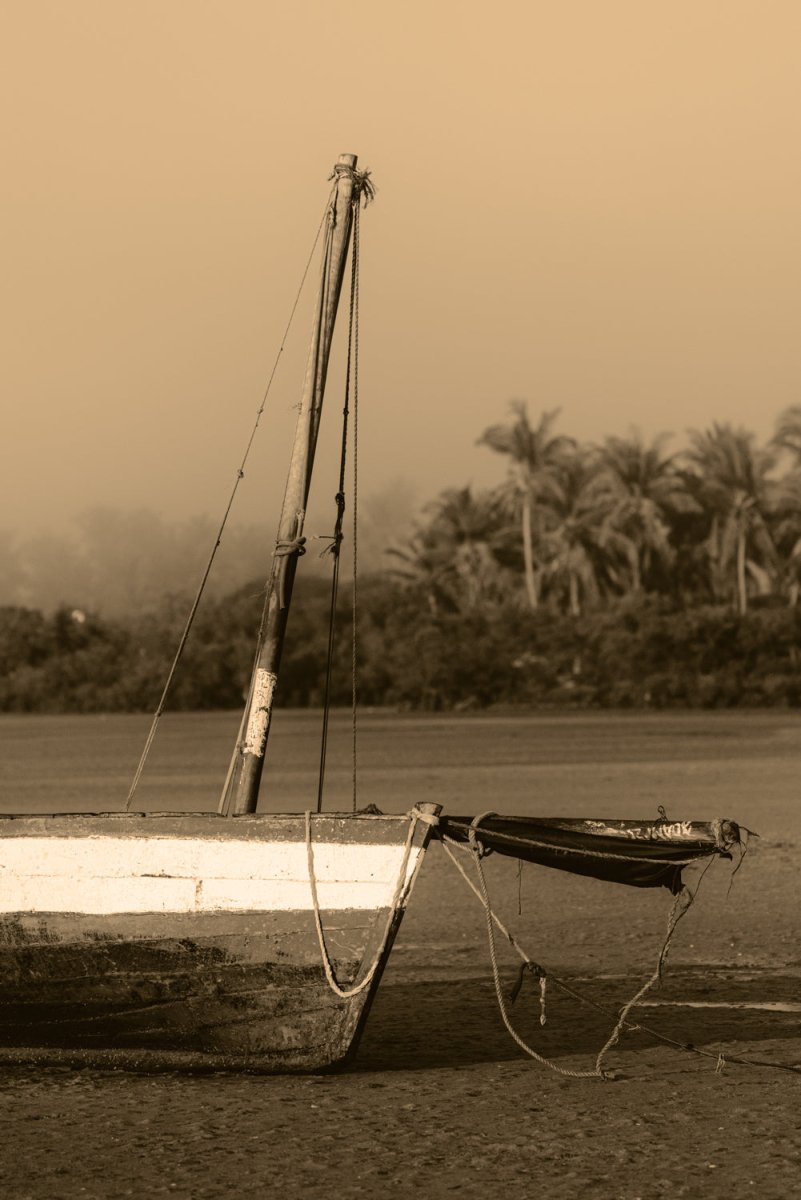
[595,432,687,593]
[763,470,801,606]
[478,404,574,610]
[388,486,513,614]
[539,450,635,616]
[683,424,778,615]
[772,406,801,463]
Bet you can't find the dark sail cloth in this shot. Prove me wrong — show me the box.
[438,816,743,893]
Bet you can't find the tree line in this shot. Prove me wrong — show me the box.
[404,404,801,620]
[3,405,801,713]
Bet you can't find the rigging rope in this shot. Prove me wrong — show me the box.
[452,815,613,1079]
[124,190,334,809]
[218,166,371,818]
[350,204,361,813]
[218,205,340,818]
[316,194,362,814]
[440,826,801,1079]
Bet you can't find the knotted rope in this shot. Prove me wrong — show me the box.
[331,162,376,207]
[273,535,307,609]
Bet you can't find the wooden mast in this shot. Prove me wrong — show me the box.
[224,154,361,817]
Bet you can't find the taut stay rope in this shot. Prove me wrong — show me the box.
[316,187,363,814]
[125,192,334,809]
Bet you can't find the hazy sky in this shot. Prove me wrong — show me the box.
[3,0,800,539]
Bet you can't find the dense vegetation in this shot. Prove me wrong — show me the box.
[5,406,801,713]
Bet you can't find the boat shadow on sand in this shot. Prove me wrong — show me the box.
[356,968,801,1073]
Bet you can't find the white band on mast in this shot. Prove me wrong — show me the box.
[243,669,277,758]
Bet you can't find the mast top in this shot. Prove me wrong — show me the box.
[337,153,358,169]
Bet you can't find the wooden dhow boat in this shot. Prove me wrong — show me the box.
[0,809,437,1071]
[0,155,747,1073]
[0,155,440,1072]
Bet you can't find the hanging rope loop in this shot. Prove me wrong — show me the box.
[455,829,604,1079]
[440,833,798,1079]
[306,807,418,999]
[451,827,713,1078]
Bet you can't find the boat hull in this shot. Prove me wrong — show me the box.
[0,810,436,1072]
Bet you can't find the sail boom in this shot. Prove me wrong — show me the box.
[439,815,743,893]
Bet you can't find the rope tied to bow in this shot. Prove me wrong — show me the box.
[442,812,714,1077]
[454,814,606,1079]
[467,810,497,859]
[439,821,799,1080]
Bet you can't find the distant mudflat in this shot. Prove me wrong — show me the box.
[2,706,801,813]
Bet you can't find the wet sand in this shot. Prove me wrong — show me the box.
[0,711,799,1198]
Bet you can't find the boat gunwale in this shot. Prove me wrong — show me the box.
[0,812,413,820]
[0,811,422,842]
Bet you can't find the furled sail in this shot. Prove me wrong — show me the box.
[438,815,743,893]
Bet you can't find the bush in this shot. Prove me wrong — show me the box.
[3,589,801,713]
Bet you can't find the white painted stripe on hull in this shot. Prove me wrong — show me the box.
[0,836,411,882]
[0,837,422,915]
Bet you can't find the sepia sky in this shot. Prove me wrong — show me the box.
[2,0,800,538]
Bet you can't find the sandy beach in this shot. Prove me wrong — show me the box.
[0,711,799,1198]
